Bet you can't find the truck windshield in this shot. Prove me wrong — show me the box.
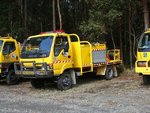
[138,33,150,52]
[0,40,3,51]
[21,36,53,58]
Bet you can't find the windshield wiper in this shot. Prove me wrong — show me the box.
[32,50,48,57]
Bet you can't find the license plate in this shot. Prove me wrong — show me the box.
[16,71,21,75]
[23,71,34,75]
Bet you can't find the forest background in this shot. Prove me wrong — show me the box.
[0,0,149,69]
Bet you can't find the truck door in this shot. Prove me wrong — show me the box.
[2,41,19,63]
[53,36,73,74]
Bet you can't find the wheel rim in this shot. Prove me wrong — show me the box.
[62,76,71,87]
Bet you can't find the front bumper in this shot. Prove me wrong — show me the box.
[135,60,150,75]
[14,61,54,78]
[135,67,150,75]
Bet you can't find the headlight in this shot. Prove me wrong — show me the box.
[47,65,50,70]
[148,61,150,67]
[41,64,51,70]
[137,61,146,67]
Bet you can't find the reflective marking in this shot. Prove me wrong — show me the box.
[92,49,106,51]
[54,60,72,64]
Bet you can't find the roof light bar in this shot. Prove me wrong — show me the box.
[39,30,65,34]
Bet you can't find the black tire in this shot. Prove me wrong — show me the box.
[31,79,45,88]
[105,66,113,80]
[143,75,150,84]
[6,69,19,85]
[57,72,72,90]
[113,66,118,77]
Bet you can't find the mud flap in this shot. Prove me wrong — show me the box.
[113,65,118,77]
[96,66,107,75]
[70,69,76,85]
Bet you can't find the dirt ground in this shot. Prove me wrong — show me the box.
[0,70,150,113]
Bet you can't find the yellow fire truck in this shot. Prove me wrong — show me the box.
[0,36,21,85]
[15,31,121,90]
[135,28,150,84]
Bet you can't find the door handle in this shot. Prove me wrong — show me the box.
[16,56,18,60]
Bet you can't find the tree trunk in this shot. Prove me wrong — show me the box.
[57,0,62,30]
[129,3,133,69]
[24,0,27,36]
[53,0,56,31]
[142,0,149,30]
[21,0,23,15]
[110,28,116,49]
[119,20,123,64]
[40,22,43,32]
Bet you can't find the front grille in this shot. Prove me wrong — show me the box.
[23,75,36,78]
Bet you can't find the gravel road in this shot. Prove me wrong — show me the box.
[0,71,150,113]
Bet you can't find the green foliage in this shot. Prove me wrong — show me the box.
[79,0,123,41]
[79,20,105,42]
[0,0,149,67]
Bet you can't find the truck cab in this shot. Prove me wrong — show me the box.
[0,36,21,84]
[135,29,150,84]
[16,32,74,76]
